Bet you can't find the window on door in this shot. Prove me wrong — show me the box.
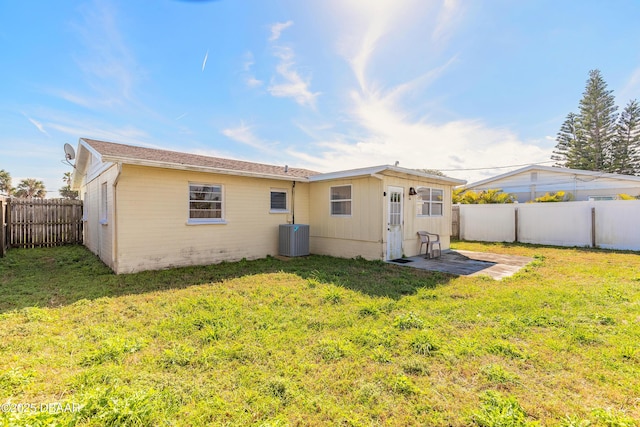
[389,191,402,225]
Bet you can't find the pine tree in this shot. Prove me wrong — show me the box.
[578,69,618,171]
[552,112,582,167]
[552,69,619,172]
[610,99,640,175]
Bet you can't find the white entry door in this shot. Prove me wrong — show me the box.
[387,186,403,260]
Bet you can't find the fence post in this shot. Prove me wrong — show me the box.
[452,205,460,240]
[591,207,596,248]
[6,198,11,250]
[0,197,5,257]
[514,207,519,243]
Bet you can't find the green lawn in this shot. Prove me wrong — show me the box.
[0,243,639,426]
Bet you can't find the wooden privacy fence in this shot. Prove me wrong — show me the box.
[1,197,8,257]
[0,198,83,256]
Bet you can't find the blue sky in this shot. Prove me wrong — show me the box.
[2,0,640,195]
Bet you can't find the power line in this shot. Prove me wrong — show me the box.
[440,160,556,172]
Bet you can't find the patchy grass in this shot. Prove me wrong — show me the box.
[0,243,639,426]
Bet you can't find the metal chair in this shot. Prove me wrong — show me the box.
[417,231,441,259]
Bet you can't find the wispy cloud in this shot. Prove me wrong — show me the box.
[40,110,151,147]
[221,123,275,151]
[242,51,263,87]
[243,51,255,71]
[619,66,640,102]
[268,46,320,108]
[24,115,49,136]
[263,20,320,107]
[246,77,263,88]
[202,50,209,71]
[269,20,293,42]
[59,0,140,109]
[432,0,462,43]
[285,0,551,181]
[45,89,94,109]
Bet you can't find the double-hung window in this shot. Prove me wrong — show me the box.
[417,188,443,217]
[189,184,223,223]
[330,185,352,216]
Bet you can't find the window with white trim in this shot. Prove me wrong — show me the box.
[270,189,288,212]
[82,192,88,221]
[330,185,352,216]
[189,184,223,223]
[417,188,443,217]
[588,195,616,201]
[100,183,108,224]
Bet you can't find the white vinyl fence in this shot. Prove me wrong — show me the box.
[458,200,640,251]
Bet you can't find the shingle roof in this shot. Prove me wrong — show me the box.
[464,164,640,188]
[82,138,319,180]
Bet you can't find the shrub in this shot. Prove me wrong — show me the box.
[389,374,420,396]
[393,312,425,330]
[480,364,520,385]
[315,339,346,361]
[532,191,567,203]
[592,407,637,427]
[471,391,531,427]
[410,331,440,356]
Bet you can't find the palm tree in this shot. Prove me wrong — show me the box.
[59,172,79,200]
[14,178,47,199]
[0,169,12,195]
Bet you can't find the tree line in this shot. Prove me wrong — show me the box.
[552,69,640,175]
[0,170,78,199]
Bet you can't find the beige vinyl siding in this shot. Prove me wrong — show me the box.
[381,175,453,258]
[113,165,309,273]
[309,176,384,259]
[82,180,98,256]
[291,181,310,225]
[310,237,382,260]
[80,164,118,270]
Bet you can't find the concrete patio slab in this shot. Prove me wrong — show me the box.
[387,250,533,280]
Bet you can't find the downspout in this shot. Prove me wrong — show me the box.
[370,173,386,258]
[112,162,123,273]
[292,181,296,224]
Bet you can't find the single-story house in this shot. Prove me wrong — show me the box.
[71,138,465,273]
[462,165,640,202]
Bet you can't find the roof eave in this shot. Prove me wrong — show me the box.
[385,165,467,185]
[309,165,466,185]
[464,164,640,188]
[71,139,104,190]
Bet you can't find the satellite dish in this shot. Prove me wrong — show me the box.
[64,143,76,161]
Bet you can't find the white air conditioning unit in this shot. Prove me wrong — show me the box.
[278,224,310,257]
